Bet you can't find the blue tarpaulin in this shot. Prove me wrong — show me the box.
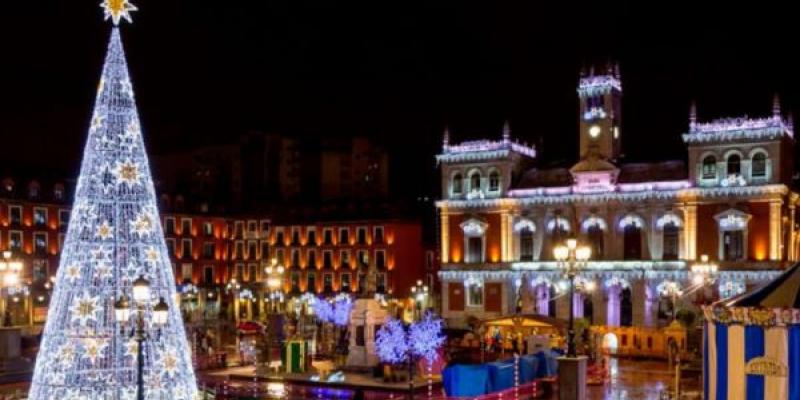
[486,360,515,392]
[519,354,539,383]
[442,364,491,397]
[534,350,558,378]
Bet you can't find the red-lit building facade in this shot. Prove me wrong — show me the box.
[0,179,430,325]
[437,67,798,329]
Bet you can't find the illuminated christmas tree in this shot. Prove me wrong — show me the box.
[29,1,197,399]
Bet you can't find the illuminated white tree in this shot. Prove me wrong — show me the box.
[29,2,197,399]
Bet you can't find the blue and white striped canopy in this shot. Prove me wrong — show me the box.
[723,263,800,308]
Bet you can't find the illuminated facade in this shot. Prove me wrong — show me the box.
[0,184,428,325]
[437,66,798,329]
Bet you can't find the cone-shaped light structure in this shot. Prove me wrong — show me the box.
[29,26,197,399]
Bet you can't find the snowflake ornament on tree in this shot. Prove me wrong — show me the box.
[28,3,197,398]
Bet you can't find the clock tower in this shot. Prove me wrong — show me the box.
[577,64,622,161]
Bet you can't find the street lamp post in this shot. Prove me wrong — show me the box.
[410,280,428,321]
[658,281,683,321]
[114,275,169,400]
[553,238,591,357]
[691,254,719,289]
[226,278,241,323]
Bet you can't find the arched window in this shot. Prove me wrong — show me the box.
[548,286,557,318]
[488,170,500,192]
[587,225,604,259]
[519,227,534,261]
[620,288,633,327]
[470,172,482,192]
[662,223,679,260]
[752,153,767,178]
[452,173,463,194]
[727,154,741,176]
[583,296,593,325]
[702,155,717,179]
[623,225,642,260]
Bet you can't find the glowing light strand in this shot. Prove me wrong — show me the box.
[28,26,197,399]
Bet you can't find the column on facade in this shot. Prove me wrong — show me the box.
[770,200,782,261]
[533,215,546,261]
[606,284,621,327]
[631,278,652,326]
[519,274,536,314]
[535,283,549,316]
[591,281,607,326]
[646,211,658,260]
[440,208,450,263]
[573,292,584,319]
[683,203,697,260]
[556,290,570,321]
[501,212,513,262]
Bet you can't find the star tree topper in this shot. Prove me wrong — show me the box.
[101,0,138,25]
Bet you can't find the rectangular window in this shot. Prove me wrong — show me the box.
[339,228,350,245]
[307,228,317,246]
[166,238,176,257]
[291,249,301,267]
[248,264,258,282]
[467,237,483,263]
[275,249,285,265]
[8,206,21,226]
[467,283,484,306]
[9,231,22,251]
[723,230,745,261]
[323,229,334,245]
[165,217,176,235]
[58,234,65,251]
[234,241,244,260]
[291,272,300,292]
[261,241,270,261]
[374,226,385,244]
[323,251,333,268]
[247,241,257,260]
[33,207,47,227]
[341,273,351,292]
[181,263,193,281]
[235,263,244,281]
[377,273,386,293]
[202,242,215,259]
[275,230,285,246]
[291,228,301,245]
[34,232,47,255]
[340,250,351,268]
[58,209,70,229]
[358,250,369,268]
[307,250,317,268]
[247,220,257,234]
[260,220,270,234]
[204,265,214,284]
[375,250,386,269]
[323,273,333,292]
[181,218,192,235]
[358,273,366,294]
[234,221,244,238]
[426,251,435,271]
[181,239,192,259]
[203,222,213,236]
[307,272,316,293]
[357,227,367,245]
[33,260,48,282]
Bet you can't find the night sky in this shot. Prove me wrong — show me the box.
[1,1,798,196]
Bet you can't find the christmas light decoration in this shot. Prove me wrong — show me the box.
[28,7,196,398]
[311,298,333,323]
[408,311,445,363]
[375,318,408,364]
[331,294,353,327]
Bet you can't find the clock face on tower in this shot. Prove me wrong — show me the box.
[589,125,601,138]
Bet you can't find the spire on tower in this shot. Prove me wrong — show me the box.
[689,101,697,129]
[773,93,782,118]
[442,126,450,151]
[502,120,511,143]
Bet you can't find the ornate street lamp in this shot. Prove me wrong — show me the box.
[114,275,169,400]
[264,258,285,313]
[691,254,718,287]
[0,251,24,326]
[553,238,591,358]
[658,280,683,321]
[410,280,429,321]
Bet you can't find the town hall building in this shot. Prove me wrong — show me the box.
[436,66,798,330]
